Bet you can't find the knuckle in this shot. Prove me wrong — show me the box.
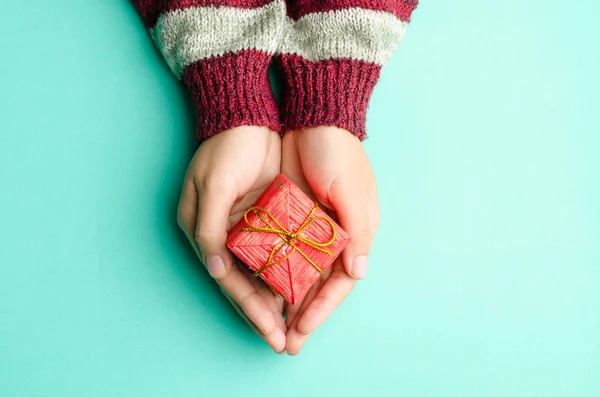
[225,262,242,279]
[194,229,219,245]
[177,183,198,232]
[239,290,260,308]
[330,268,350,283]
[176,206,186,230]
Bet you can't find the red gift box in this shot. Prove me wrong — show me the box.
[227,174,350,305]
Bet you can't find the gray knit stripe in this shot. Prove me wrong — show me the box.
[151,3,406,79]
[279,9,408,65]
[150,1,286,79]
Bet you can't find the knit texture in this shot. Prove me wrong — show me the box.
[132,0,285,143]
[278,0,417,139]
[132,0,418,142]
[183,51,280,142]
[279,55,380,140]
[287,0,418,20]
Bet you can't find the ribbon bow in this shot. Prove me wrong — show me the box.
[241,202,337,276]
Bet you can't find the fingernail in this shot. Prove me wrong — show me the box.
[207,255,227,279]
[351,255,368,279]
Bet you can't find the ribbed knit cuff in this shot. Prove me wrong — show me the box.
[278,55,381,141]
[182,50,281,144]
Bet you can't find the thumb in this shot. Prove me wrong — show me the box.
[329,180,372,280]
[195,179,237,280]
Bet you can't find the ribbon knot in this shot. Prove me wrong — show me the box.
[241,202,337,276]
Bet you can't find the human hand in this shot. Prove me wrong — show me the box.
[281,126,380,355]
[177,126,287,353]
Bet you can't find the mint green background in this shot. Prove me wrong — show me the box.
[1,1,599,396]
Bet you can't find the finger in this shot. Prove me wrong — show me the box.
[184,230,279,337]
[222,288,286,353]
[177,180,199,241]
[196,180,278,333]
[191,236,281,340]
[284,292,310,329]
[223,289,259,331]
[284,264,330,328]
[264,295,287,336]
[178,181,212,263]
[243,264,287,334]
[285,300,303,329]
[330,176,374,280]
[283,278,325,355]
[285,265,356,356]
[296,265,356,335]
[285,281,325,356]
[185,180,278,336]
[194,179,237,278]
[285,320,311,356]
[216,260,280,337]
[284,301,301,329]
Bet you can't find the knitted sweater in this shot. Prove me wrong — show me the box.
[132,0,418,143]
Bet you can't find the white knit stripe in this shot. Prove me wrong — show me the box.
[279,8,408,65]
[150,1,286,78]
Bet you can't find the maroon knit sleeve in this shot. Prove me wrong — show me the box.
[278,0,418,140]
[132,0,286,144]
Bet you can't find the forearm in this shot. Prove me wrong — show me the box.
[278,0,418,140]
[132,0,286,143]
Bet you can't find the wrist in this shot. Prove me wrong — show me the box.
[184,51,281,145]
[278,56,380,141]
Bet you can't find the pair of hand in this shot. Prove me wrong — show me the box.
[177,126,379,354]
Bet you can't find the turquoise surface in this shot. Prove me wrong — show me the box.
[1,1,599,396]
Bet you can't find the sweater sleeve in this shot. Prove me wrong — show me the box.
[277,0,418,140]
[132,0,286,144]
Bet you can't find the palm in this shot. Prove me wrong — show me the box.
[280,131,359,355]
[178,127,286,352]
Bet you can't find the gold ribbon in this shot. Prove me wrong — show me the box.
[241,202,337,276]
